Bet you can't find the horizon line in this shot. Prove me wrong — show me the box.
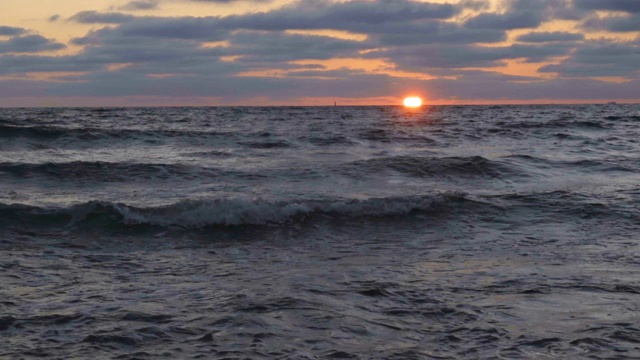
[1,102,637,109]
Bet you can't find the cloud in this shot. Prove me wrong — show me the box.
[463,0,568,30]
[428,71,640,101]
[119,1,160,10]
[89,1,486,48]
[517,31,584,43]
[66,20,368,73]
[539,41,640,77]
[227,31,369,62]
[65,1,467,44]
[574,0,640,13]
[465,0,585,28]
[0,26,26,36]
[582,13,640,32]
[120,17,231,40]
[0,35,66,54]
[69,11,136,24]
[0,54,97,74]
[70,28,229,70]
[372,22,506,46]
[190,0,273,2]
[375,43,571,71]
[464,12,543,30]
[219,0,460,32]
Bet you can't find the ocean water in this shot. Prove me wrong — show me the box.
[1,105,639,359]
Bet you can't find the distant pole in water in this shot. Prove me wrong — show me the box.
[334,101,337,107]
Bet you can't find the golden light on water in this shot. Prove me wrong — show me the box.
[403,97,422,108]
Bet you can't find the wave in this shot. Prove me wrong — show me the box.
[504,119,608,130]
[484,190,629,222]
[299,135,355,146]
[345,156,516,179]
[0,161,219,181]
[604,115,640,122]
[505,155,638,173]
[238,140,292,149]
[0,193,470,231]
[358,128,437,144]
[0,124,231,145]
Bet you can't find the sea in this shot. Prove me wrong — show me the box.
[1,105,639,359]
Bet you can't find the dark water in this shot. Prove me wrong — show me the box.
[1,105,640,359]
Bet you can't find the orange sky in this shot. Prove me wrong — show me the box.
[0,0,638,106]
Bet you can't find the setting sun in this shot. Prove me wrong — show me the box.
[403,97,422,108]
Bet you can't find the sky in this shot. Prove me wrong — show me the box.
[0,0,639,106]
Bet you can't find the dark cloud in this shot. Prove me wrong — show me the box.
[118,17,229,40]
[69,11,136,24]
[119,1,160,10]
[66,22,366,73]
[0,35,66,54]
[190,0,272,2]
[66,1,465,43]
[48,14,61,22]
[70,27,229,70]
[85,0,487,49]
[428,71,640,101]
[227,31,369,62]
[539,41,640,77]
[376,43,572,71]
[463,0,568,30]
[574,0,640,13]
[219,0,460,32]
[465,0,585,28]
[582,14,640,32]
[69,15,229,41]
[464,12,544,30]
[517,31,584,43]
[0,26,26,36]
[458,0,491,12]
[0,54,101,74]
[373,22,505,46]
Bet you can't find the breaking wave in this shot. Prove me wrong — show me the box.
[0,193,470,231]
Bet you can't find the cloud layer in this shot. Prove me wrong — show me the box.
[1,0,639,105]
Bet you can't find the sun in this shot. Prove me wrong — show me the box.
[403,96,422,108]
